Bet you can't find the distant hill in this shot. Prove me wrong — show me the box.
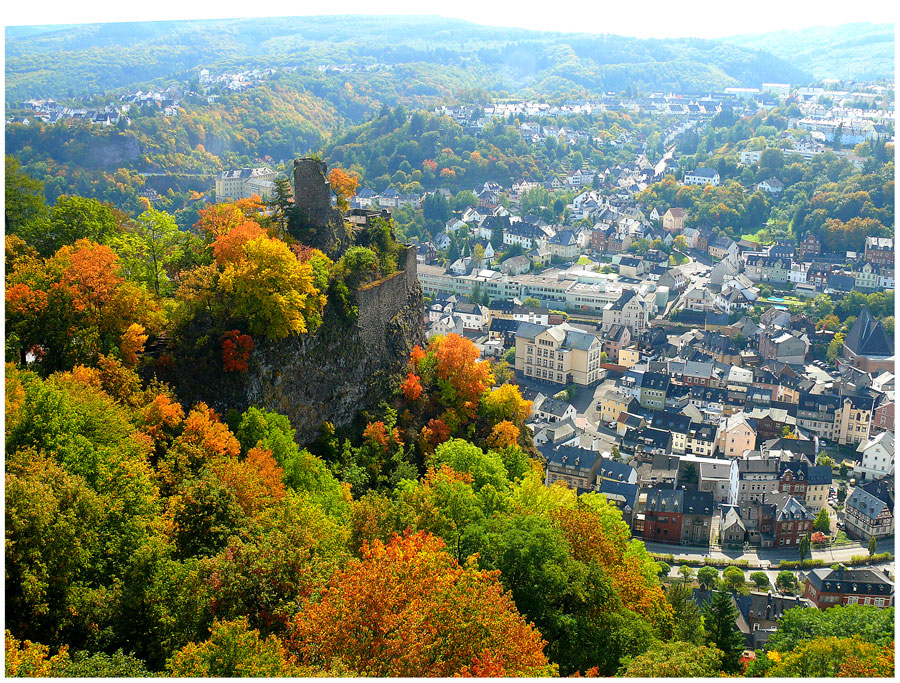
[5,15,812,102]
[723,23,894,81]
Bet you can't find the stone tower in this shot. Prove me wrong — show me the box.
[292,158,350,259]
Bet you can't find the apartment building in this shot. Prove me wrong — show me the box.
[515,322,604,386]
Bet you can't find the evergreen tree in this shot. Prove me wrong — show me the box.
[701,590,745,673]
[667,582,705,645]
[269,178,293,237]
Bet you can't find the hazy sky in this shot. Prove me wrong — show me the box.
[4,0,897,39]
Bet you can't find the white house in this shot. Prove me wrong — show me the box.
[683,168,720,186]
[757,178,784,194]
[856,431,894,481]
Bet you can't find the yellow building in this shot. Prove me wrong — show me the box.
[618,346,640,368]
[515,323,603,386]
[599,387,631,423]
[833,395,874,446]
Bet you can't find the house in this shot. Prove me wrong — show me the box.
[427,312,464,339]
[805,465,832,513]
[842,307,893,373]
[650,411,692,454]
[853,262,881,291]
[548,230,580,260]
[799,233,822,258]
[433,232,452,250]
[833,394,874,446]
[844,477,894,541]
[503,221,546,249]
[856,431,894,481]
[864,236,893,267]
[757,178,784,194]
[637,372,670,410]
[643,487,715,546]
[804,566,894,609]
[533,396,578,424]
[659,267,687,296]
[515,322,604,386]
[721,507,747,546]
[682,286,718,312]
[602,290,650,335]
[601,324,631,361]
[683,168,720,186]
[615,255,644,279]
[708,236,738,260]
[542,444,603,489]
[717,413,757,457]
[499,254,532,275]
[759,330,809,365]
[682,226,701,248]
[453,302,490,330]
[598,387,632,423]
[662,207,687,232]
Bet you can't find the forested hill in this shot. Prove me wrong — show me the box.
[6,15,811,102]
[723,23,894,82]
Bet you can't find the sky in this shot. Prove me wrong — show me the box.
[4,0,897,39]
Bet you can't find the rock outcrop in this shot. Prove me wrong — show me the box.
[169,161,425,444]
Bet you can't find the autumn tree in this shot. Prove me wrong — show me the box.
[286,531,554,676]
[328,167,359,211]
[217,235,325,339]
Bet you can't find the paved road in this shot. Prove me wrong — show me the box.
[646,536,894,568]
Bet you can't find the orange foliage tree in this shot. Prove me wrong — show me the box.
[429,334,494,418]
[486,420,520,450]
[195,197,266,241]
[327,168,359,211]
[119,323,148,368]
[286,531,554,676]
[212,221,268,265]
[400,372,423,402]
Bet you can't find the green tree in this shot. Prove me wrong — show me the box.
[657,561,671,578]
[618,641,724,677]
[166,618,301,676]
[775,570,798,593]
[522,296,541,307]
[701,590,745,673]
[868,536,877,557]
[813,509,831,534]
[798,536,811,562]
[722,566,745,592]
[667,581,705,644]
[5,154,48,237]
[112,208,184,295]
[268,177,293,237]
[697,566,719,590]
[767,604,895,652]
[750,571,770,589]
[678,565,696,584]
[827,332,845,365]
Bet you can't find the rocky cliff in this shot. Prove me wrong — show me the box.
[168,163,425,444]
[236,246,424,443]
